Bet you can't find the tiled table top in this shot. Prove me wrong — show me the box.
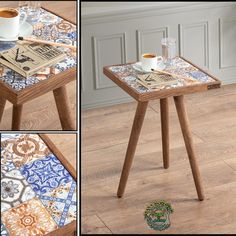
[1,134,77,236]
[0,8,77,91]
[104,57,221,101]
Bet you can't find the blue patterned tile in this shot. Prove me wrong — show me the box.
[39,180,77,227]
[20,154,73,195]
[1,221,9,236]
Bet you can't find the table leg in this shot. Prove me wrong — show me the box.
[12,104,23,130]
[53,86,75,130]
[160,98,169,169]
[117,101,148,198]
[0,97,6,123]
[174,95,204,201]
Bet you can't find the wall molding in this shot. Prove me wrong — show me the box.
[92,33,127,90]
[219,17,236,69]
[178,21,209,68]
[82,2,236,25]
[136,27,168,60]
[82,95,134,110]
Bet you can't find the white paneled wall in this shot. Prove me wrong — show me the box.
[82,2,236,109]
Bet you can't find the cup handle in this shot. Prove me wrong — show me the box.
[19,12,27,27]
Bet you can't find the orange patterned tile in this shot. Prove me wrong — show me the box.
[1,198,58,236]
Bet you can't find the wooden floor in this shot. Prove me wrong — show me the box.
[0,1,76,130]
[82,84,236,234]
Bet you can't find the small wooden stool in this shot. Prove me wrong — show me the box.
[0,67,76,130]
[104,57,221,201]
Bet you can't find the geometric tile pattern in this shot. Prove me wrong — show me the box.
[1,169,36,212]
[1,221,9,236]
[2,134,51,168]
[20,154,73,195]
[39,180,77,226]
[0,133,77,234]
[1,198,58,236]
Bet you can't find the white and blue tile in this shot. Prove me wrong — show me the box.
[39,180,76,227]
[20,154,73,195]
[1,221,9,236]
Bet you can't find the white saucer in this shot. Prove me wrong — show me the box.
[0,22,33,42]
[133,61,166,73]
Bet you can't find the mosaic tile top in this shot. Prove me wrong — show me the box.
[0,8,77,91]
[107,57,217,94]
[1,134,77,236]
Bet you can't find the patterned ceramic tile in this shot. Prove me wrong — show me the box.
[0,8,77,91]
[108,57,216,93]
[1,169,36,212]
[1,150,15,178]
[1,198,58,236]
[39,180,76,226]
[1,222,9,236]
[2,134,51,168]
[20,154,73,195]
[1,134,23,142]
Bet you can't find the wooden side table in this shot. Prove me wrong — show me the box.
[0,7,76,131]
[104,57,221,201]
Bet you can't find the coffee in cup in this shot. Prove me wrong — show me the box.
[0,9,18,18]
[0,8,27,39]
[141,53,163,71]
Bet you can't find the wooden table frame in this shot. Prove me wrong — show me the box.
[39,134,77,236]
[0,7,76,131]
[103,57,221,201]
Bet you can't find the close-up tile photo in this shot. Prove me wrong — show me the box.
[0,133,77,236]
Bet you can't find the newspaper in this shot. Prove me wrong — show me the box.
[137,73,178,90]
[0,42,66,78]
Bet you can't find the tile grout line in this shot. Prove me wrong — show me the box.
[96,214,114,234]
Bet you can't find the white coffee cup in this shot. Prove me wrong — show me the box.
[0,7,27,39]
[141,53,163,71]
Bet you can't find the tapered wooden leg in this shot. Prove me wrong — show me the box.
[174,95,204,201]
[53,86,75,130]
[0,97,6,123]
[12,104,23,130]
[160,98,169,169]
[117,101,148,198]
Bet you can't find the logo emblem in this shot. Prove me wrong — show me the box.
[144,200,173,231]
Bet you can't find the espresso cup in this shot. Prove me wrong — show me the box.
[141,53,163,71]
[0,7,27,39]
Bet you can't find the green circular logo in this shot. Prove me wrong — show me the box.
[144,200,174,231]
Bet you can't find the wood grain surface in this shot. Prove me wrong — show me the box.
[82,84,236,234]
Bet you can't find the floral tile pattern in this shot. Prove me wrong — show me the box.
[2,134,51,168]
[1,198,58,236]
[108,57,216,93]
[1,221,9,236]
[1,169,36,212]
[20,154,73,195]
[39,180,76,227]
[0,8,77,91]
[1,133,77,234]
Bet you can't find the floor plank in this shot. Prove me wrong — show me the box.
[82,84,236,234]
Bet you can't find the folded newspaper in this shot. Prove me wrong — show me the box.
[137,73,178,90]
[0,42,66,78]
